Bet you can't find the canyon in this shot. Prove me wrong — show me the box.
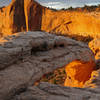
[0,0,100,38]
[0,0,100,100]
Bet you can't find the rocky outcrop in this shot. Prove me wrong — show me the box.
[86,38,100,89]
[64,38,100,88]
[0,0,100,38]
[42,10,100,38]
[89,38,100,60]
[0,0,26,35]
[24,0,43,31]
[64,59,96,88]
[0,31,95,100]
[12,82,100,100]
[0,0,43,36]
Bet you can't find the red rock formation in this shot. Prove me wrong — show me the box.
[41,10,100,38]
[64,59,96,88]
[0,0,43,36]
[0,0,100,38]
[24,0,43,31]
[0,0,26,35]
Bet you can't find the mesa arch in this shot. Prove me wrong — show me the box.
[0,31,97,100]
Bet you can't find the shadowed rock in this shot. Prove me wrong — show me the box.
[0,0,43,36]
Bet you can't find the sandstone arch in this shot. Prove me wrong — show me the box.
[0,31,95,99]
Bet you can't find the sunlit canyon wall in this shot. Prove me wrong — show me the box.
[0,0,100,38]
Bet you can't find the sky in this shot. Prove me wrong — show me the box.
[36,0,100,9]
[0,0,100,9]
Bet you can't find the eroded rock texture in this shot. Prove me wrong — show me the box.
[64,59,96,88]
[0,0,26,35]
[0,31,95,100]
[13,82,100,100]
[89,38,100,60]
[0,0,43,36]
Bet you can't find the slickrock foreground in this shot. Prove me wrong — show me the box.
[0,31,97,100]
[13,82,100,100]
[1,0,100,38]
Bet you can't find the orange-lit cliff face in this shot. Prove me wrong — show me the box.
[0,0,100,37]
[0,0,43,36]
[41,10,100,38]
[64,59,96,88]
[24,0,43,31]
[0,0,26,35]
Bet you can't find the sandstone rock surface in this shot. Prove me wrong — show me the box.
[89,38,100,60]
[86,38,100,89]
[0,0,43,36]
[42,10,100,38]
[13,82,100,100]
[64,59,96,88]
[0,31,95,100]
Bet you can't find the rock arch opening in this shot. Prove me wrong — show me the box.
[34,58,98,88]
[64,59,96,88]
